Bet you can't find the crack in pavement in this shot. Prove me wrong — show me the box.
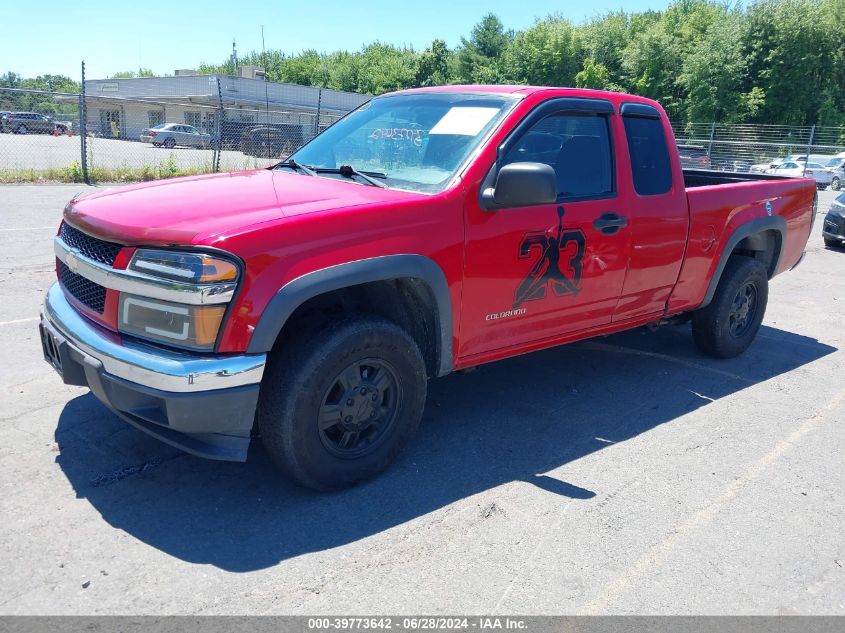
[88,453,186,488]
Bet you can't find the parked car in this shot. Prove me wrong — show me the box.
[240,125,305,159]
[770,161,832,189]
[140,123,211,148]
[785,154,836,166]
[40,86,816,490]
[677,144,711,168]
[824,156,844,191]
[712,158,752,173]
[822,191,845,248]
[1,112,69,134]
[750,159,783,173]
[0,111,10,132]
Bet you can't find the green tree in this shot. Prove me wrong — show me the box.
[0,71,22,88]
[456,14,512,83]
[20,74,79,92]
[621,21,683,116]
[354,43,418,94]
[109,68,154,79]
[416,39,452,87]
[502,16,582,86]
[678,11,748,121]
[743,0,837,124]
[575,59,611,89]
[580,12,632,90]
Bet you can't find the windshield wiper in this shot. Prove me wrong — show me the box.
[277,161,388,188]
[275,158,317,176]
[334,164,389,188]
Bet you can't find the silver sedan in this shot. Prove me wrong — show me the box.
[140,123,211,149]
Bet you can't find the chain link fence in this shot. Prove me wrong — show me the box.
[2,75,845,185]
[0,70,367,183]
[671,122,845,174]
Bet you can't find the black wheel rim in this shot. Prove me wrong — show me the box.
[728,281,757,338]
[317,358,401,459]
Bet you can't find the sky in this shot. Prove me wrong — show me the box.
[2,0,672,81]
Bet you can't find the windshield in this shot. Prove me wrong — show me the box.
[825,158,844,168]
[285,92,519,193]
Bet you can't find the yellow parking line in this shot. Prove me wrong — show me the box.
[0,316,38,326]
[0,226,56,232]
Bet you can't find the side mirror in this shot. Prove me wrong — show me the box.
[480,162,557,210]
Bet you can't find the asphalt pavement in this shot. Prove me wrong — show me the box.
[0,133,273,174]
[0,184,843,614]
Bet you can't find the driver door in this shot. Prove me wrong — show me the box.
[458,100,631,360]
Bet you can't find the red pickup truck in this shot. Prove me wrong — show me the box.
[39,86,816,490]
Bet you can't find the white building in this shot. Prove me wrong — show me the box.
[82,69,368,141]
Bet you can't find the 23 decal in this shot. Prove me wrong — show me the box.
[514,206,586,309]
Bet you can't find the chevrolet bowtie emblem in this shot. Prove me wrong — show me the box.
[65,251,79,272]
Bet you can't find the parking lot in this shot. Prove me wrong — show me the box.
[0,184,843,615]
[0,133,274,176]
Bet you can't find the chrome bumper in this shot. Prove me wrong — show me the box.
[41,283,265,394]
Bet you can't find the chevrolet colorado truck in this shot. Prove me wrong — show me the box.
[39,86,816,490]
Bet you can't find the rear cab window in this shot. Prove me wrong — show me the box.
[621,103,672,196]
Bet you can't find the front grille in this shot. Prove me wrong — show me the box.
[60,222,123,266]
[58,261,106,313]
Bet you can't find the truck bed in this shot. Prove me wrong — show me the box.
[667,173,816,314]
[683,168,791,188]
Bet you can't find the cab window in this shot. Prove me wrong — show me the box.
[623,116,672,196]
[502,113,614,199]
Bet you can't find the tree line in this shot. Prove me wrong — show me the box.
[198,0,844,126]
[0,73,81,116]
[2,0,843,126]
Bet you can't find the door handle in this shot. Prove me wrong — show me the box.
[593,212,628,235]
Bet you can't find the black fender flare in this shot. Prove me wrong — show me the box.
[246,254,454,376]
[699,215,786,309]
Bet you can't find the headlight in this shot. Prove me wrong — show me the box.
[128,249,238,284]
[120,249,240,351]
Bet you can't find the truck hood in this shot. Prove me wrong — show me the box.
[65,169,424,245]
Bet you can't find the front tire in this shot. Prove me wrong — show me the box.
[258,315,427,490]
[692,257,768,358]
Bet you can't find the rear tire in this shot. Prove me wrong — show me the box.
[831,176,841,191]
[692,257,768,358]
[16,125,27,134]
[258,314,427,491]
[163,137,175,149]
[825,237,841,248]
